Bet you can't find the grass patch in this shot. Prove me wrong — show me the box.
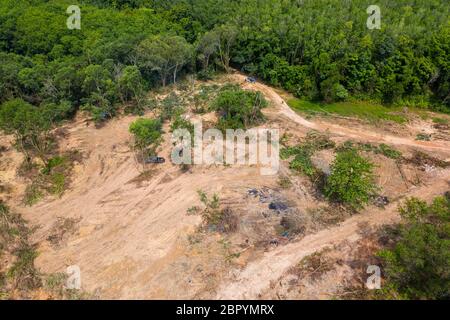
[1,203,91,299]
[415,133,431,141]
[289,248,334,281]
[288,98,406,124]
[338,141,402,160]
[277,176,292,189]
[41,156,66,175]
[49,173,66,196]
[23,183,44,206]
[432,117,449,125]
[289,149,317,177]
[432,117,449,130]
[193,84,220,113]
[1,203,41,297]
[21,152,81,206]
[281,131,335,179]
[194,190,238,233]
[378,144,402,159]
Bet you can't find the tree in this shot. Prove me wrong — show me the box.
[40,101,73,125]
[129,118,163,166]
[0,0,449,119]
[81,64,118,121]
[137,35,170,87]
[47,61,82,104]
[167,36,193,84]
[212,85,267,130]
[0,53,26,103]
[0,99,52,164]
[82,64,113,96]
[324,148,376,209]
[378,196,450,299]
[197,31,218,70]
[313,53,343,102]
[17,64,46,100]
[117,65,145,104]
[160,92,182,120]
[212,24,238,73]
[137,35,192,87]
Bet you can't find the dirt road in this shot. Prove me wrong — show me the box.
[235,74,450,154]
[212,74,450,299]
[8,114,276,298]
[216,168,450,299]
[2,74,449,299]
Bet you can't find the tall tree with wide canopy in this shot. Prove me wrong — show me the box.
[137,35,192,86]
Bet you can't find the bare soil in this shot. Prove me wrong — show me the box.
[1,73,449,299]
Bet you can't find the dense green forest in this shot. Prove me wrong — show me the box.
[0,0,449,126]
[0,0,449,300]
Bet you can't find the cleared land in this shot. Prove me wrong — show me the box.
[1,74,449,299]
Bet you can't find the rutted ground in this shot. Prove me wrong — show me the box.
[236,73,450,155]
[1,74,449,299]
[1,113,277,298]
[215,169,450,299]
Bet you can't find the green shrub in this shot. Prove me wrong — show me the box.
[281,131,334,179]
[129,118,163,157]
[49,173,66,196]
[325,148,377,209]
[7,246,41,290]
[170,115,194,136]
[196,190,238,233]
[416,133,431,141]
[289,148,316,177]
[212,86,267,130]
[378,143,402,159]
[23,183,43,206]
[198,190,221,225]
[22,152,75,205]
[432,117,448,125]
[280,145,304,160]
[0,203,41,294]
[160,92,183,120]
[197,69,214,81]
[80,92,118,123]
[333,83,349,101]
[338,141,402,160]
[378,196,450,299]
[41,156,66,175]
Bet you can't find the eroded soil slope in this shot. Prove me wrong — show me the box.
[1,74,449,299]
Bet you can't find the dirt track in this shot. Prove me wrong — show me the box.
[1,74,449,299]
[212,75,450,299]
[235,74,450,154]
[12,116,274,298]
[216,168,450,299]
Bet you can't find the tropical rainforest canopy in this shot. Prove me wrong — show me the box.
[0,0,449,124]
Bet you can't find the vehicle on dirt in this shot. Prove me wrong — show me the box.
[144,156,165,164]
[246,76,256,83]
